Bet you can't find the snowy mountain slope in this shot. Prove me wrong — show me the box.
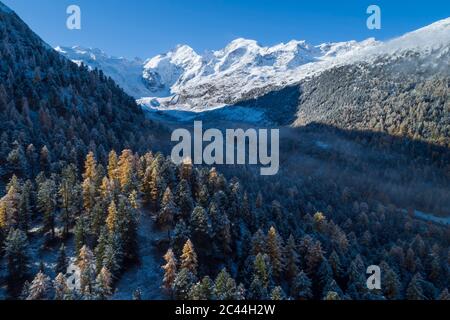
[55,46,153,98]
[57,17,450,113]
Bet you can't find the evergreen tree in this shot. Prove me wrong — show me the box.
[176,179,194,219]
[106,200,117,233]
[78,245,96,295]
[95,267,113,299]
[162,249,178,295]
[59,164,79,237]
[53,273,69,300]
[248,276,268,300]
[292,271,313,300]
[253,253,271,289]
[214,268,238,300]
[55,244,68,275]
[190,206,210,248]
[284,234,299,281]
[158,187,176,240]
[189,276,215,300]
[381,262,401,300]
[251,229,266,256]
[107,150,119,181]
[173,268,196,300]
[266,226,283,279]
[4,228,29,296]
[270,286,286,300]
[406,273,426,300]
[74,217,89,255]
[181,240,198,276]
[37,178,57,237]
[27,271,51,300]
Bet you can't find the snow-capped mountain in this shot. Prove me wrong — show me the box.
[56,17,450,112]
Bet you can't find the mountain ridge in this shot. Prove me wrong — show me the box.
[56,17,450,113]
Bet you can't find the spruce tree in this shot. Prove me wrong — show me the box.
[53,273,69,300]
[270,286,286,300]
[55,244,68,275]
[78,245,96,295]
[4,228,29,296]
[37,178,57,237]
[173,268,196,300]
[214,268,238,300]
[27,271,51,300]
[406,273,425,300]
[266,226,283,279]
[95,267,113,299]
[158,187,176,240]
[284,234,299,281]
[292,271,313,300]
[189,276,215,300]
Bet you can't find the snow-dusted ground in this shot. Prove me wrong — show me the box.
[112,208,166,300]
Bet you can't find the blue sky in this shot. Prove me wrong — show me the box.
[2,0,449,58]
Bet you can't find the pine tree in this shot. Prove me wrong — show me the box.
[406,273,425,300]
[190,206,210,248]
[53,273,69,300]
[59,164,78,237]
[284,234,299,281]
[253,253,271,288]
[78,245,96,295]
[270,286,286,300]
[158,187,176,239]
[292,271,313,300]
[27,271,51,300]
[248,276,268,300]
[214,268,238,300]
[266,226,283,279]
[83,151,98,183]
[381,262,401,300]
[55,244,68,275]
[95,267,113,299]
[82,177,96,214]
[251,229,266,256]
[106,200,117,233]
[116,196,138,263]
[4,228,29,296]
[162,249,178,294]
[317,259,334,295]
[189,276,215,300]
[18,179,32,233]
[173,268,196,300]
[107,150,119,181]
[117,149,136,194]
[329,250,344,280]
[1,175,21,229]
[74,216,89,254]
[37,178,57,237]
[176,179,194,219]
[102,232,123,276]
[181,240,198,276]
